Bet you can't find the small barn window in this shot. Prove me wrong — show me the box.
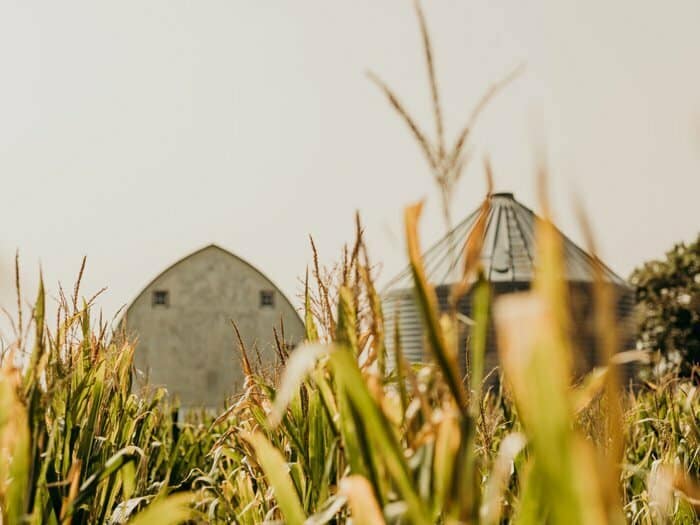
[260,290,275,308]
[152,290,169,307]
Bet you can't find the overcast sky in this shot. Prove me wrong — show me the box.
[1,0,699,326]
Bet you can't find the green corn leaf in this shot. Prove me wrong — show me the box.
[330,348,431,524]
[305,268,320,342]
[0,367,30,525]
[469,272,490,414]
[244,432,307,525]
[121,459,137,501]
[23,276,45,396]
[359,263,386,376]
[70,446,143,512]
[392,311,409,422]
[310,368,339,435]
[336,287,359,354]
[340,475,386,525]
[127,492,194,525]
[404,203,468,415]
[481,433,526,525]
[268,343,330,428]
[336,384,370,479]
[431,409,459,518]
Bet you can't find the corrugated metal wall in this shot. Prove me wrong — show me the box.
[383,281,636,383]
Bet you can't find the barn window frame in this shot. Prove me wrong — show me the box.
[260,290,275,308]
[152,290,170,307]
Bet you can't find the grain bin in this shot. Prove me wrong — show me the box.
[382,193,635,380]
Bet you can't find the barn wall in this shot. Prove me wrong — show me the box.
[123,245,305,408]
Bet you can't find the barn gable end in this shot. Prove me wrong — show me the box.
[123,244,304,408]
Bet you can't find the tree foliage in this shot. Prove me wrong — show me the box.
[630,233,700,374]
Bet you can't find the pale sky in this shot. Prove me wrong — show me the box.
[1,1,699,326]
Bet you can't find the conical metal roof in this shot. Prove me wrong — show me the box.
[383,192,627,293]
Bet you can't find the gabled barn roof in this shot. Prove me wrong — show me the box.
[383,192,627,293]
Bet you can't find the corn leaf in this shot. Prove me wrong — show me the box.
[244,432,307,525]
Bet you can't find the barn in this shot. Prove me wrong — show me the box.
[122,244,305,409]
[382,192,635,379]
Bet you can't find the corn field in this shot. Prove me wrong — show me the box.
[2,3,699,522]
[1,198,699,524]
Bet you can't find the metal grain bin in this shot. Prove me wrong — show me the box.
[382,192,635,381]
